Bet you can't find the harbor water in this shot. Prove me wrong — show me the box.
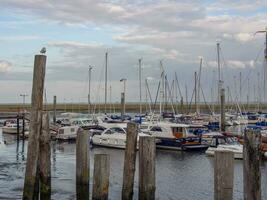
[1,127,267,200]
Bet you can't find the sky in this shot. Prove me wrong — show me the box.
[0,0,267,104]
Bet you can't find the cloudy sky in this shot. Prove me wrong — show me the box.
[0,0,267,104]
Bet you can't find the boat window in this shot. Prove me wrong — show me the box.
[110,127,125,134]
[150,126,162,132]
[172,127,183,133]
[104,129,114,134]
[210,138,217,147]
[71,128,75,132]
[218,138,226,145]
[59,129,64,134]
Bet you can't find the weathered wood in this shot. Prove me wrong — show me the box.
[39,112,51,200]
[220,88,225,132]
[92,154,110,200]
[23,54,46,200]
[22,113,25,139]
[76,129,89,200]
[122,122,138,200]
[17,115,20,140]
[243,129,262,200]
[121,92,125,117]
[139,136,156,200]
[53,96,56,123]
[214,150,234,200]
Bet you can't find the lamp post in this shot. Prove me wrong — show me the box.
[120,78,127,115]
[88,65,93,114]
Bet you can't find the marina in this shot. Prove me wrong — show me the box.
[1,1,267,199]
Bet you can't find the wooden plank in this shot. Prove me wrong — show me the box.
[243,129,262,200]
[92,154,110,200]
[23,54,46,200]
[39,112,51,200]
[122,122,138,200]
[76,129,89,200]
[214,150,234,200]
[139,136,156,200]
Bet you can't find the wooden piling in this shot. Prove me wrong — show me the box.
[76,129,89,200]
[214,150,234,200]
[243,129,262,200]
[22,113,25,139]
[139,136,156,200]
[39,112,51,200]
[122,122,138,200]
[220,88,225,132]
[23,54,46,200]
[17,114,20,140]
[53,96,56,123]
[121,92,125,117]
[92,154,110,200]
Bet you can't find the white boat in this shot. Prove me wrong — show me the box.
[56,126,80,140]
[2,123,22,134]
[141,122,190,139]
[205,136,243,159]
[92,125,147,149]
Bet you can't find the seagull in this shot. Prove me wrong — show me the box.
[40,47,46,54]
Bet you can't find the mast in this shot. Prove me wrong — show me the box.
[160,60,164,114]
[104,52,108,114]
[194,71,197,114]
[185,84,188,113]
[139,58,142,114]
[239,71,242,103]
[88,66,92,115]
[217,43,222,106]
[197,58,203,114]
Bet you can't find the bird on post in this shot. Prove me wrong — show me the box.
[40,47,46,54]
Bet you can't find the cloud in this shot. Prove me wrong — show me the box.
[0,60,12,72]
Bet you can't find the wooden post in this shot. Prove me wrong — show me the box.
[17,114,20,140]
[121,92,125,117]
[243,129,262,200]
[139,136,156,200]
[122,122,138,200]
[220,88,225,132]
[53,96,56,124]
[23,54,46,200]
[22,113,25,139]
[214,150,234,200]
[76,129,89,200]
[39,112,51,200]
[92,154,110,200]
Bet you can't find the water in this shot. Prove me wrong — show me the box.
[1,128,267,200]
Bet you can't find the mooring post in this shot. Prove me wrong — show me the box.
[121,92,125,118]
[40,112,51,200]
[17,114,20,140]
[122,122,138,200]
[92,154,110,200]
[22,113,25,139]
[23,54,46,200]
[243,129,262,200]
[139,136,156,200]
[53,96,56,124]
[220,88,225,132]
[76,129,89,200]
[214,150,234,200]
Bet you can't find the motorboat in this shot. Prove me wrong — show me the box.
[56,125,80,141]
[2,123,22,134]
[205,135,243,159]
[91,125,147,149]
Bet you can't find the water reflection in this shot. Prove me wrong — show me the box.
[0,127,267,199]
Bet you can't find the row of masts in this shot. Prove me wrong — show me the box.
[86,29,267,115]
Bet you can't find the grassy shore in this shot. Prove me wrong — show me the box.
[0,103,266,113]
